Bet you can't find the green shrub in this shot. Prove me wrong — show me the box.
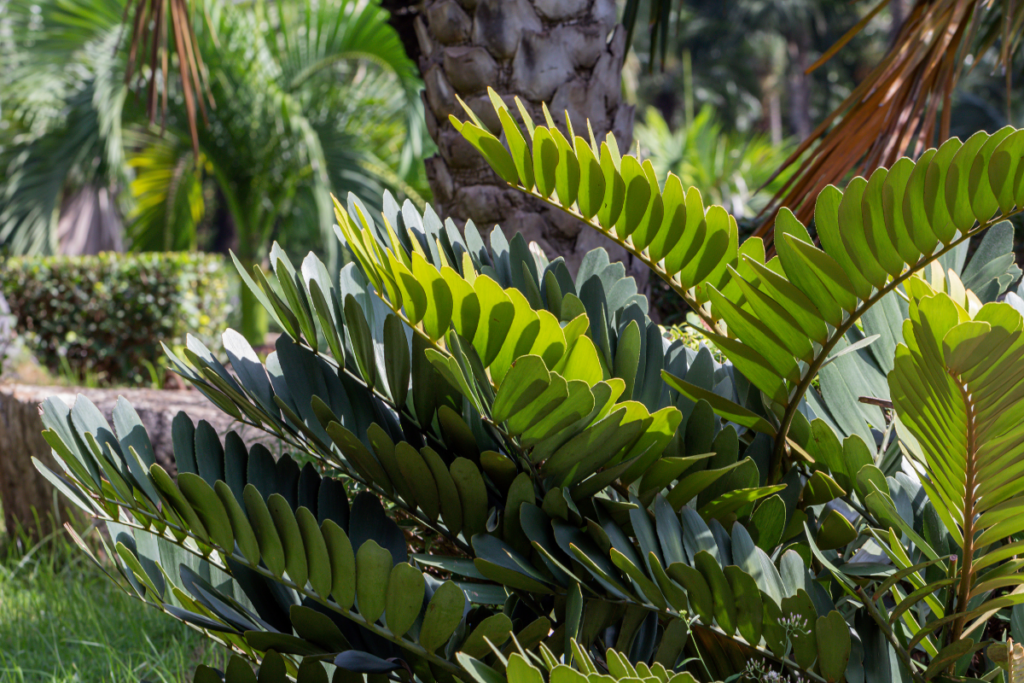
[31,93,1024,683]
[0,252,230,385]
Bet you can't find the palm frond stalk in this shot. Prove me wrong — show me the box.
[756,0,1024,236]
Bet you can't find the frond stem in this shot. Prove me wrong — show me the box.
[949,375,977,652]
[770,211,1021,484]
[856,586,926,683]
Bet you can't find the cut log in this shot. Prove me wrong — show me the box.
[0,384,259,540]
[0,385,64,539]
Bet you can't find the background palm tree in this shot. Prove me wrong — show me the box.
[381,0,645,283]
[0,0,429,342]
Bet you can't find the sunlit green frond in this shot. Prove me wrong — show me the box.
[890,284,1024,644]
[636,106,793,219]
[456,91,1024,481]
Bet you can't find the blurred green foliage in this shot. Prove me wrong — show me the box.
[635,106,793,222]
[0,252,229,386]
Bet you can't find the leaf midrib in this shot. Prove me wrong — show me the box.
[950,373,978,649]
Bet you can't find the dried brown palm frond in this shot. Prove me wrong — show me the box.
[120,0,214,157]
[755,0,1024,242]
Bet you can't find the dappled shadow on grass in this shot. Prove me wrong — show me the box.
[0,518,229,682]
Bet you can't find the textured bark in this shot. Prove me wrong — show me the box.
[0,386,66,538]
[0,385,272,539]
[392,0,643,284]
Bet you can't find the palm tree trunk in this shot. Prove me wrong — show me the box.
[389,0,643,285]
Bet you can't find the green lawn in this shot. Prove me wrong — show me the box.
[1,522,228,682]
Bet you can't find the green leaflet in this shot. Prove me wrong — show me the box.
[694,550,736,636]
[419,581,466,653]
[496,104,534,190]
[295,507,333,599]
[177,472,234,551]
[274,253,317,345]
[803,471,846,505]
[551,125,580,208]
[412,251,454,340]
[385,563,425,638]
[863,167,904,278]
[460,613,513,658]
[576,136,605,219]
[344,294,377,389]
[327,421,393,496]
[598,141,626,228]
[383,313,411,408]
[215,481,260,565]
[307,278,346,369]
[723,566,763,646]
[667,562,713,623]
[749,495,785,551]
[631,160,666,251]
[367,426,419,511]
[471,275,516,367]
[420,447,463,535]
[533,126,559,199]
[394,442,441,522]
[837,176,889,290]
[451,458,489,540]
[816,509,858,551]
[617,155,652,239]
[321,520,356,609]
[355,540,392,623]
[450,116,519,185]
[610,547,667,609]
[243,484,285,577]
[268,493,309,588]
[492,355,551,423]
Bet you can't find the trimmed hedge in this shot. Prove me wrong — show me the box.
[0,252,230,385]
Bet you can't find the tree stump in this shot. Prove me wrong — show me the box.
[0,384,265,540]
[0,385,65,539]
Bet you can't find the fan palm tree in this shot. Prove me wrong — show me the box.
[0,0,428,343]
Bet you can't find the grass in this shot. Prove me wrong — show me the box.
[0,516,229,682]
